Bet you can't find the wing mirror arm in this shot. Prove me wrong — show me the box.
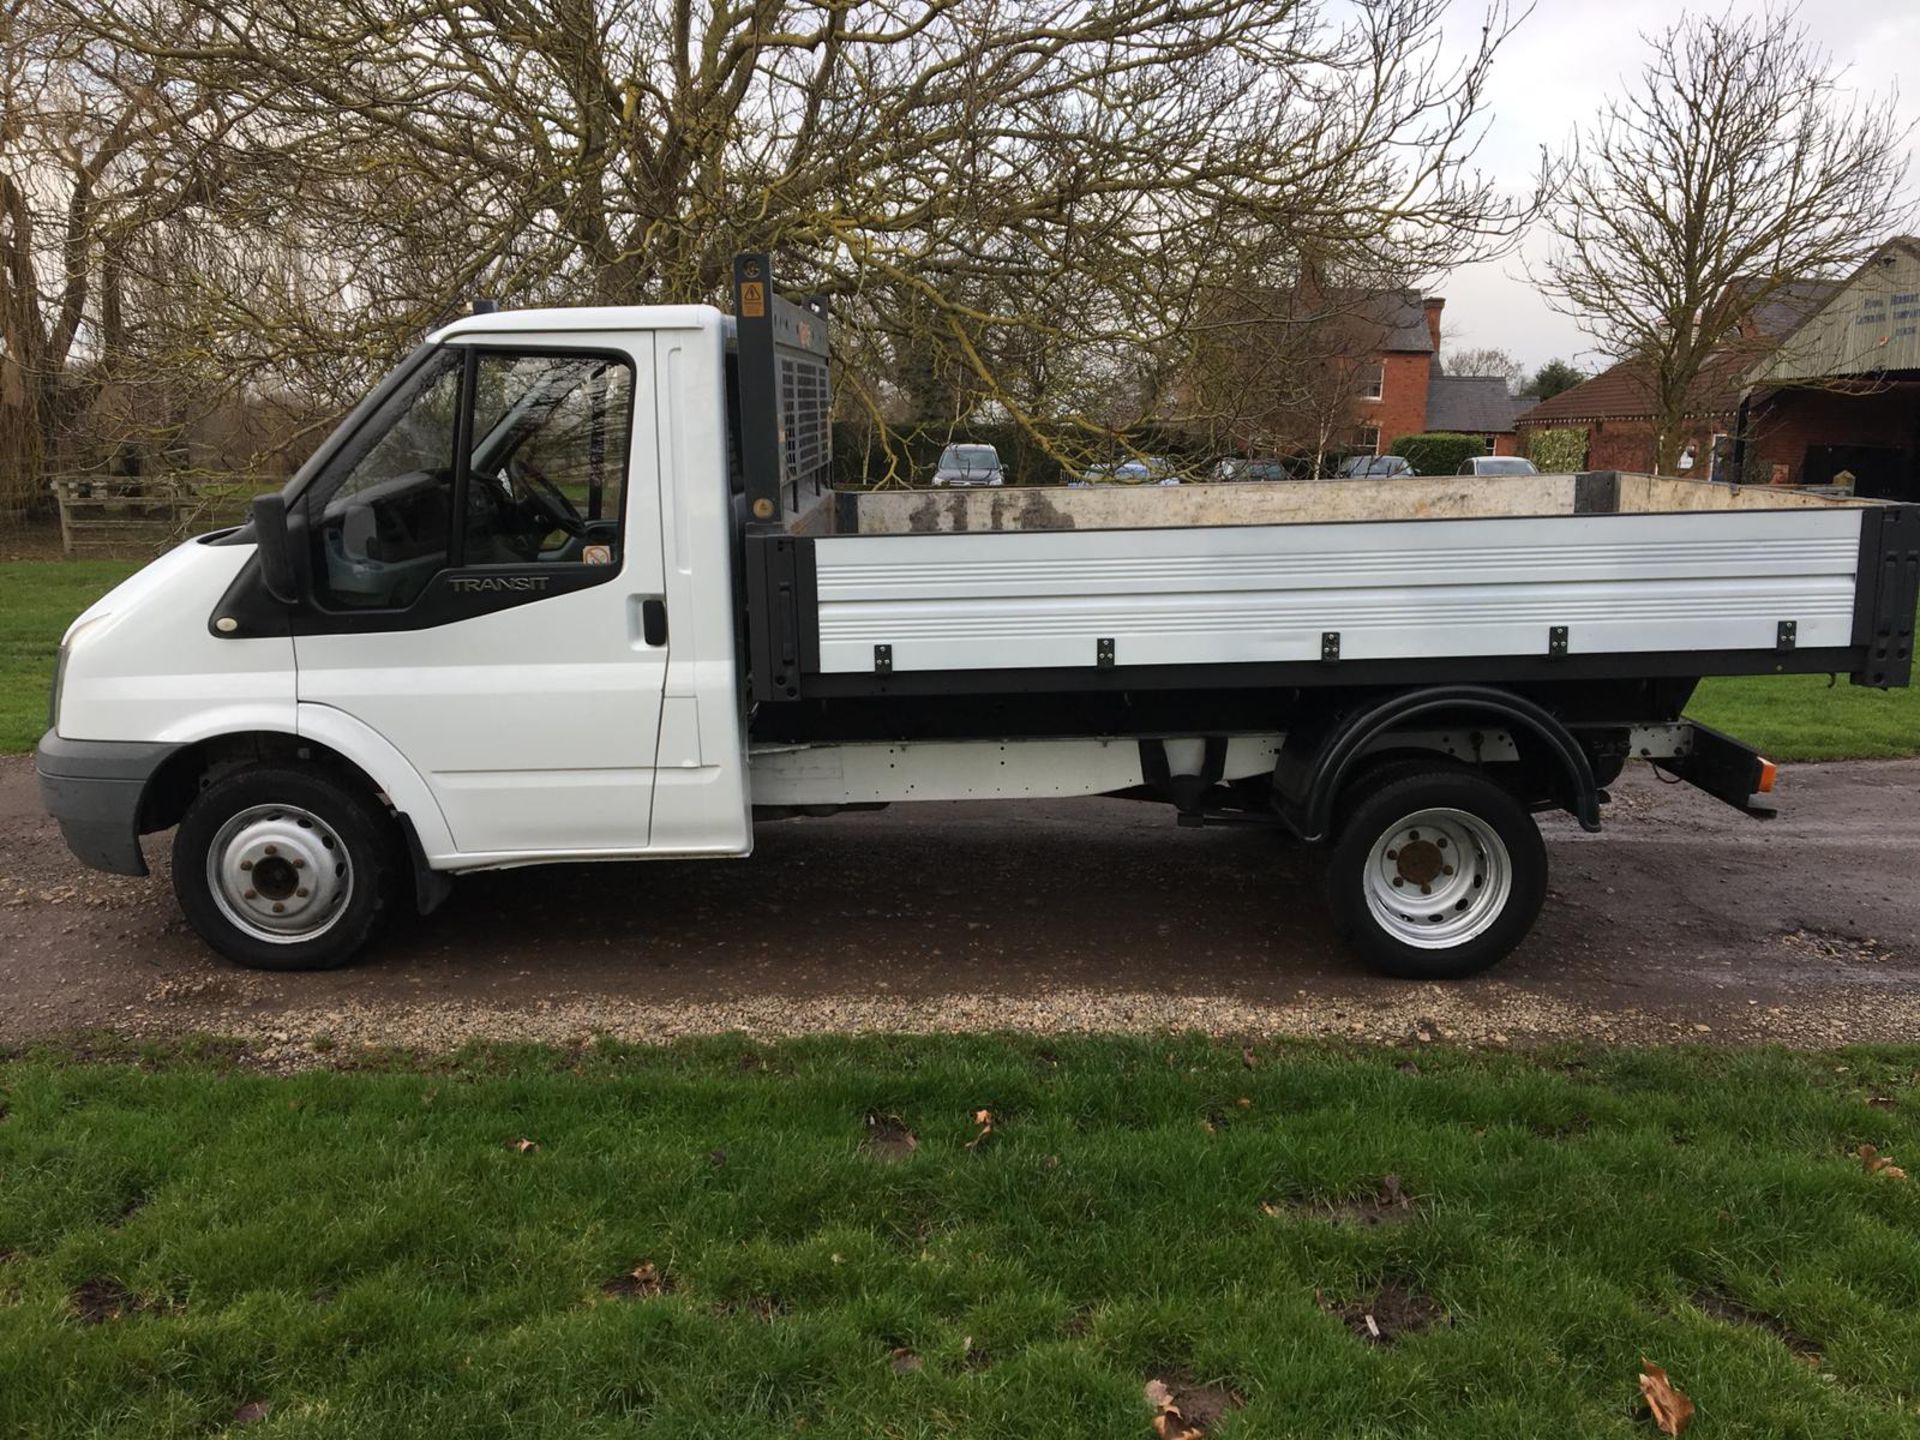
[250,493,299,604]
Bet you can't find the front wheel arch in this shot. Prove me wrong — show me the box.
[138,732,445,917]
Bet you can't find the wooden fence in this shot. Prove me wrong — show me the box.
[49,476,268,557]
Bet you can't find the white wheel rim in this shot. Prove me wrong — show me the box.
[1361,806,1511,951]
[206,804,354,944]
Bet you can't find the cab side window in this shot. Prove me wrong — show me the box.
[464,353,632,568]
[310,350,464,610]
[305,348,633,611]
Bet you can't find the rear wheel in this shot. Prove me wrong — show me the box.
[172,766,401,970]
[1324,764,1546,979]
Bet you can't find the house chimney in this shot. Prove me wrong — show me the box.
[1423,296,1445,353]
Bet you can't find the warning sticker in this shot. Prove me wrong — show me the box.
[582,544,613,566]
[739,281,765,317]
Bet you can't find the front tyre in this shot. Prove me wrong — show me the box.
[1325,765,1547,980]
[172,766,401,970]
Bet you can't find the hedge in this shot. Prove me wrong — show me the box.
[1387,432,1488,477]
[1526,426,1588,473]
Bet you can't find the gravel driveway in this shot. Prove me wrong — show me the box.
[3,753,1918,1059]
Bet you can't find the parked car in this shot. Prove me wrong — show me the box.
[1458,456,1539,476]
[1336,454,1418,478]
[1214,458,1291,482]
[931,444,1005,486]
[1084,456,1176,485]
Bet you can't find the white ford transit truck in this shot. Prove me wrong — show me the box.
[36,256,1920,979]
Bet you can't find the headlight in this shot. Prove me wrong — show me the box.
[49,643,70,735]
[50,613,112,737]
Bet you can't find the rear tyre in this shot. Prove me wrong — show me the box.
[172,765,401,971]
[1324,764,1546,980]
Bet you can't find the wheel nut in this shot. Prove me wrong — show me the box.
[1420,883,1432,895]
[239,859,253,871]
[296,887,309,898]
[1408,830,1421,840]
[1386,849,1398,861]
[1436,837,1448,849]
[263,844,278,856]
[243,889,257,900]
[272,902,285,914]
[1442,865,1455,876]
[1392,877,1404,888]
[293,858,306,870]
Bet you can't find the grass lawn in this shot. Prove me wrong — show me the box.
[1688,652,1919,761]
[0,559,140,753]
[0,557,1913,761]
[2,1036,1918,1437]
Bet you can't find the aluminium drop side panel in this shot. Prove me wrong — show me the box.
[811,509,1866,674]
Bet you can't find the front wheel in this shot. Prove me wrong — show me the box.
[172,765,402,970]
[1324,765,1547,980]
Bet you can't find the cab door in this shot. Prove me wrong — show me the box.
[291,335,670,856]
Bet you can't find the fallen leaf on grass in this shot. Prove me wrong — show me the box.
[232,1399,272,1425]
[1857,1144,1908,1179]
[1638,1358,1694,1435]
[890,1346,922,1374]
[1235,1097,1251,1108]
[1144,1379,1199,1440]
[1241,1047,1259,1069]
[505,1137,539,1154]
[1143,1375,1241,1438]
[1259,1201,1281,1217]
[966,1109,994,1148]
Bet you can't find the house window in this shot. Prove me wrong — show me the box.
[1355,425,1381,453]
[1359,363,1384,399]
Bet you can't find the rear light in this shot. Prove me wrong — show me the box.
[1756,759,1777,794]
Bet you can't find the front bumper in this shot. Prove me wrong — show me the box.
[34,730,180,876]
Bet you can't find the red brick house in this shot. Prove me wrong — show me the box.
[1345,292,1528,456]
[1512,281,1838,475]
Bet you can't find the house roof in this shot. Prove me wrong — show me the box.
[1741,279,1845,338]
[1319,287,1436,353]
[1516,348,1759,427]
[1425,375,1527,433]
[1516,271,1849,426]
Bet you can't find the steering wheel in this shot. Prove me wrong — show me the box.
[512,456,586,536]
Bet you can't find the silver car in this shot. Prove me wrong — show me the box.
[1457,456,1539,476]
[931,444,1005,487]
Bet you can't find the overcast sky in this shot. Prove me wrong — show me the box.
[1434,0,1920,373]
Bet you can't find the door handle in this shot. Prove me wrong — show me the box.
[640,597,669,647]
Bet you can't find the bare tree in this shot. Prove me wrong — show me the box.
[55,0,1533,486]
[1439,344,1523,392]
[1535,5,1911,474]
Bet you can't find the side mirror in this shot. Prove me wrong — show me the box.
[250,493,298,604]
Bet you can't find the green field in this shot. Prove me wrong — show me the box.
[0,560,139,753]
[1689,660,1920,760]
[1,1036,1917,1437]
[2,557,1914,761]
